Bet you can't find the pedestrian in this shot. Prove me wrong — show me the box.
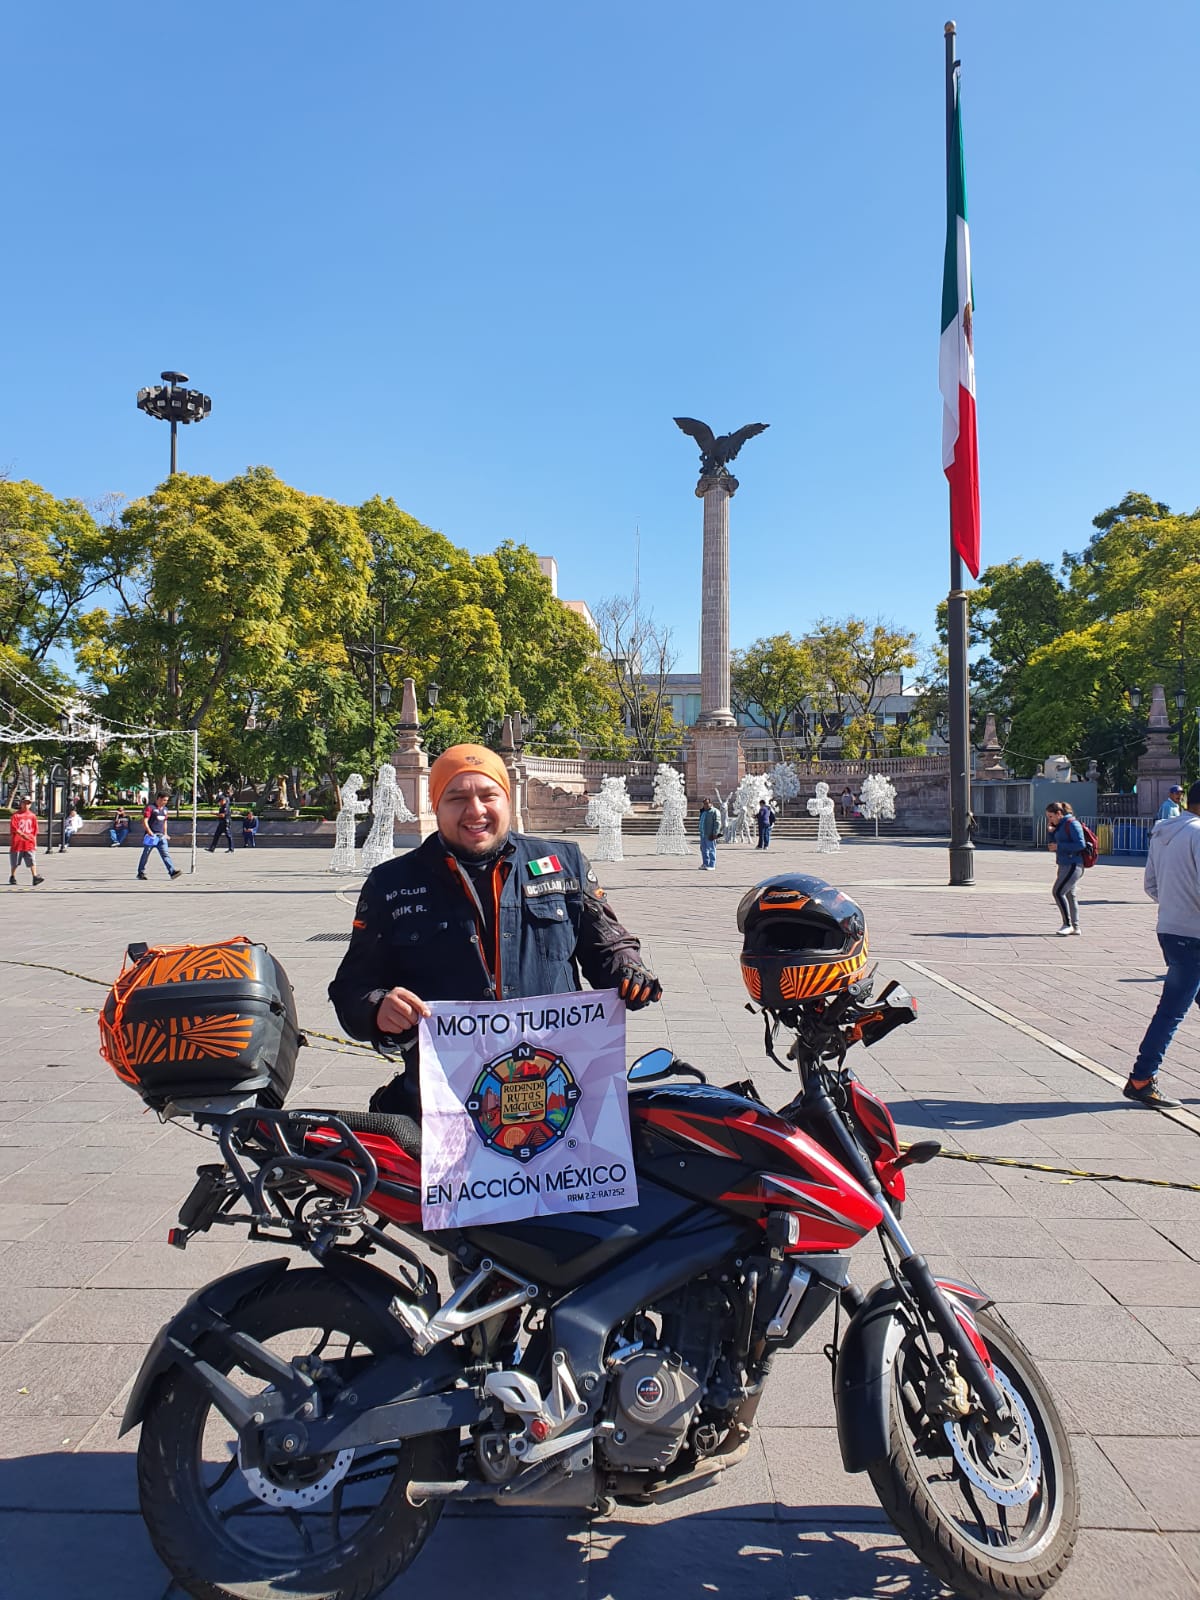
[109,807,130,847]
[7,797,44,887]
[840,786,854,818]
[138,792,182,881]
[1123,779,1200,1109]
[329,742,662,1117]
[1157,784,1184,824]
[756,798,777,850]
[241,809,259,848]
[63,804,82,847]
[207,791,236,853]
[698,798,720,870]
[1045,800,1085,936]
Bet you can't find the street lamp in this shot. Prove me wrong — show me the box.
[136,370,212,476]
[427,682,440,709]
[56,713,74,852]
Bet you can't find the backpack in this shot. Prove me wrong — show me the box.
[1080,823,1099,869]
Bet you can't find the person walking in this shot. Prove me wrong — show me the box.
[241,808,259,848]
[1123,780,1200,1108]
[1045,800,1085,935]
[330,743,662,1117]
[756,798,777,850]
[8,797,44,887]
[138,793,182,881]
[698,798,720,870]
[109,807,130,847]
[1157,785,1184,824]
[207,791,236,853]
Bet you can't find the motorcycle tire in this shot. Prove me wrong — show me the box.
[867,1307,1077,1599]
[137,1269,456,1600]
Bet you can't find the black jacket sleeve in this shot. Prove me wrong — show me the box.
[572,852,646,990]
[327,875,410,1050]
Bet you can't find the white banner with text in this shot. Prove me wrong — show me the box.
[418,989,636,1229]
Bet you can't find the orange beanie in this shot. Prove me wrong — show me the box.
[428,744,511,812]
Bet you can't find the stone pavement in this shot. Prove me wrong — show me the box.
[1,835,1198,1599]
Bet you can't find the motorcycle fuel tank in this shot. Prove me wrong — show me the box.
[631,1083,883,1250]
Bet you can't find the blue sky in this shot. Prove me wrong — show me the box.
[4,2,1196,672]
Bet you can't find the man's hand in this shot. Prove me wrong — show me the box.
[375,987,432,1034]
[617,965,663,1010]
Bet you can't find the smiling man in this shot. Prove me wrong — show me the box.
[329,743,662,1115]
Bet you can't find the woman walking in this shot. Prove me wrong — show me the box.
[1046,800,1085,935]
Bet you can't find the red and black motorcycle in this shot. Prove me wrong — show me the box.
[104,911,1077,1600]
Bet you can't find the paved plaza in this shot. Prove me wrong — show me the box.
[1,833,1199,1599]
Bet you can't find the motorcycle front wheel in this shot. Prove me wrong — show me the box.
[867,1307,1077,1599]
[137,1269,455,1600]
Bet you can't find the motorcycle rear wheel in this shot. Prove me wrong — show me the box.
[867,1308,1077,1599]
[137,1269,455,1600]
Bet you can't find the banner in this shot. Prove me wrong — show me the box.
[418,989,637,1229]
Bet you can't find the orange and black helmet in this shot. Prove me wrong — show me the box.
[736,874,868,1007]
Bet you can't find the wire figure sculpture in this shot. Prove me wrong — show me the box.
[652,764,692,856]
[361,762,418,871]
[807,780,841,854]
[586,775,632,862]
[731,774,771,844]
[330,772,369,872]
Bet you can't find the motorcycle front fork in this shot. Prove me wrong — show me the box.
[800,1077,1009,1424]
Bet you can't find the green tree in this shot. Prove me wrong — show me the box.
[731,634,813,757]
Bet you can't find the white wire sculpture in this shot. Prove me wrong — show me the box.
[330,771,369,872]
[586,775,632,862]
[652,764,692,856]
[768,762,800,804]
[361,762,418,871]
[713,786,734,844]
[859,772,897,838]
[807,780,841,854]
[731,774,771,845]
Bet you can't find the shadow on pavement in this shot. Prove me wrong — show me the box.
[0,1453,954,1600]
[887,1095,1158,1130]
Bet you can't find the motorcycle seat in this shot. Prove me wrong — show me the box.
[304,1107,422,1171]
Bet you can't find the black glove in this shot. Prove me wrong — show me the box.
[617,965,663,1009]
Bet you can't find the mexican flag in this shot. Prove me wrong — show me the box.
[939,71,980,580]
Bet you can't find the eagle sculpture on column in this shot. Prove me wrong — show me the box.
[673,417,769,480]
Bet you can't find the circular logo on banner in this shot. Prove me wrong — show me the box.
[465,1042,581,1164]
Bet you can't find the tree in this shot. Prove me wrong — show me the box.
[731,635,813,757]
[594,596,679,760]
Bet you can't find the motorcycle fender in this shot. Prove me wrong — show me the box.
[833,1278,993,1472]
[118,1257,291,1436]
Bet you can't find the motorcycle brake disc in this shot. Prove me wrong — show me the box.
[942,1369,1042,1508]
[237,1441,355,1509]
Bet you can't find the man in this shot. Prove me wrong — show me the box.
[208,791,236,853]
[329,744,663,1114]
[698,798,720,870]
[138,792,182,882]
[8,797,44,888]
[1157,784,1184,824]
[756,798,777,850]
[1124,778,1200,1109]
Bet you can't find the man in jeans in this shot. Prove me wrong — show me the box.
[138,792,182,882]
[1125,779,1200,1108]
[698,799,720,870]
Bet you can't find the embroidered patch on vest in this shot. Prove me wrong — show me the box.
[528,854,563,877]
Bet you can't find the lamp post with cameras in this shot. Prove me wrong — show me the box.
[136,371,212,477]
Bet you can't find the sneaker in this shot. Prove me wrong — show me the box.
[1123,1078,1182,1109]
[7,877,16,887]
[137,873,147,880]
[169,869,183,880]
[1055,925,1075,936]
[31,875,44,887]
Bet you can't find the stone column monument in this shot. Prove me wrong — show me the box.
[1136,684,1182,817]
[673,416,769,801]
[390,678,437,846]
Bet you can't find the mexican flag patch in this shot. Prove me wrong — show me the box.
[528,855,563,877]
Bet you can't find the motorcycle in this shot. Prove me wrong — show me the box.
[122,972,1077,1600]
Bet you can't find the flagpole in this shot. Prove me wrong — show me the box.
[945,19,975,886]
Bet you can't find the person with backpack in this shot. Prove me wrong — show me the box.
[698,798,721,870]
[1044,799,1087,935]
[1123,780,1200,1109]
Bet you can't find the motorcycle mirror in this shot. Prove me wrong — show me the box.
[627,1048,677,1083]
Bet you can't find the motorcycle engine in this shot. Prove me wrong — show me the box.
[602,1350,703,1471]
